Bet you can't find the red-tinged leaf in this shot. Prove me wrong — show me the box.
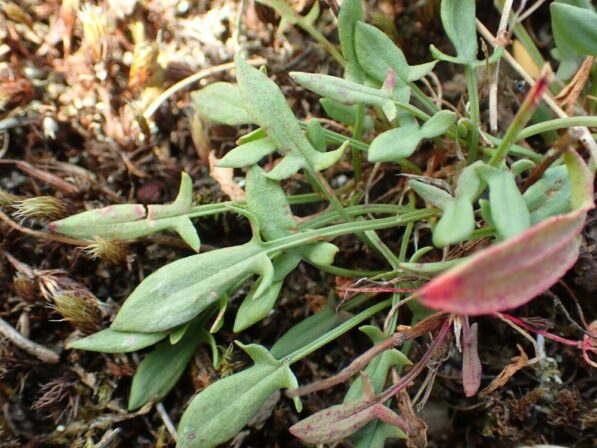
[461,319,481,396]
[289,399,406,445]
[290,375,407,445]
[415,208,587,315]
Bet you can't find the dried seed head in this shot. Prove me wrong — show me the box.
[13,196,68,221]
[0,1,34,27]
[84,236,127,265]
[13,272,38,301]
[52,291,103,334]
[0,188,21,207]
[78,4,114,62]
[129,42,163,91]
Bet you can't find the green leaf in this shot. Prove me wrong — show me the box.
[290,72,399,120]
[52,173,200,251]
[305,119,327,152]
[420,110,457,138]
[319,98,374,130]
[217,137,278,168]
[523,165,572,224]
[440,0,478,63]
[235,57,346,179]
[477,165,531,240]
[432,196,475,247]
[354,21,436,83]
[409,180,453,210]
[551,1,596,78]
[233,252,301,332]
[368,122,421,162]
[551,2,597,58]
[454,161,483,202]
[368,110,455,163]
[169,322,190,345]
[338,0,365,82]
[270,305,351,359]
[67,328,167,353]
[177,343,300,448]
[191,82,253,125]
[128,317,210,410]
[111,241,274,332]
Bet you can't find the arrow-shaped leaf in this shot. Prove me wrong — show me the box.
[177,343,300,448]
[290,374,407,445]
[51,173,200,251]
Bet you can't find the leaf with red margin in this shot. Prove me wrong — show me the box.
[415,150,594,316]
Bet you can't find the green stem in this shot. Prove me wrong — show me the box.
[300,204,410,229]
[351,103,365,187]
[410,82,440,115]
[517,116,597,142]
[465,64,480,163]
[264,209,437,253]
[287,298,393,364]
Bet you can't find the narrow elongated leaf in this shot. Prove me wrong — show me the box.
[477,165,531,240]
[271,306,351,359]
[111,241,274,332]
[178,344,300,448]
[52,173,200,251]
[461,320,481,397]
[67,328,167,353]
[355,21,436,83]
[191,82,253,125]
[338,0,365,82]
[290,72,399,119]
[128,318,210,410]
[235,57,346,179]
[440,0,478,63]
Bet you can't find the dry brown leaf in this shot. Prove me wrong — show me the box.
[480,344,529,396]
[208,151,246,200]
[555,55,595,116]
